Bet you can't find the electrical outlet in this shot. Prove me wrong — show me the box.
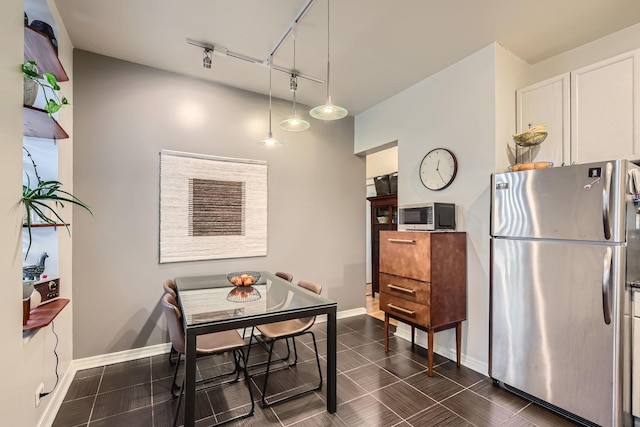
[35,383,44,407]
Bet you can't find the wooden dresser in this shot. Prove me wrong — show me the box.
[379,230,467,376]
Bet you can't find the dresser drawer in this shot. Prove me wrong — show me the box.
[380,292,431,329]
[379,273,429,305]
[379,231,431,280]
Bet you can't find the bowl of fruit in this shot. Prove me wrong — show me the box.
[227,271,260,287]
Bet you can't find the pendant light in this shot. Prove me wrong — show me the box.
[258,56,283,149]
[280,27,310,131]
[309,0,347,120]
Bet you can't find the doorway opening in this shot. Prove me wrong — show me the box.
[365,144,398,323]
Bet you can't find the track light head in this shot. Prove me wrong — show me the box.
[202,48,212,69]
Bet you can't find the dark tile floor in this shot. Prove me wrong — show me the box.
[53,315,581,426]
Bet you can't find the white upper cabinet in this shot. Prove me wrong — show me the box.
[516,73,570,166]
[516,49,640,166]
[571,50,640,164]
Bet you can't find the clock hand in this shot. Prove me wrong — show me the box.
[436,159,440,171]
[437,168,445,183]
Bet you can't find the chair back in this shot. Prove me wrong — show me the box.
[163,279,177,298]
[297,280,322,326]
[276,272,293,282]
[298,280,322,295]
[161,293,185,354]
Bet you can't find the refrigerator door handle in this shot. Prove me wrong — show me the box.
[602,246,613,325]
[602,162,613,240]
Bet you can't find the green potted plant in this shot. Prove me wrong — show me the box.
[22,60,69,116]
[22,147,92,258]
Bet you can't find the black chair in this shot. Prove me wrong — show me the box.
[247,280,323,407]
[161,293,254,426]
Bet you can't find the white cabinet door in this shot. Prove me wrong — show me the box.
[516,73,570,166]
[571,50,640,164]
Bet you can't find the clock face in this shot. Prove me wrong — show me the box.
[419,148,458,190]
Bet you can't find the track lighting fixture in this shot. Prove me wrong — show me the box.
[310,0,347,120]
[280,28,310,132]
[258,57,283,149]
[202,48,212,69]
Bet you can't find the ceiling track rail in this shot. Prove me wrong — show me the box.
[186,0,324,85]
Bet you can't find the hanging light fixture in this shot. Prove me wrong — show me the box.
[202,48,212,69]
[280,27,310,131]
[258,56,283,149]
[309,0,347,120]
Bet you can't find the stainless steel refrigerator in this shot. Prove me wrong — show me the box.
[490,160,638,427]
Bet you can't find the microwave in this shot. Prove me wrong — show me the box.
[398,202,456,231]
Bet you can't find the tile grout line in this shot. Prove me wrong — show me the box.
[85,366,105,426]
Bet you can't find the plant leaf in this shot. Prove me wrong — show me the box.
[44,73,60,90]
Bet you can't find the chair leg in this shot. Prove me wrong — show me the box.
[259,331,323,408]
[168,345,179,365]
[290,337,298,366]
[171,353,182,398]
[310,331,323,389]
[173,377,185,427]
[260,339,276,408]
[173,349,255,427]
[246,330,293,371]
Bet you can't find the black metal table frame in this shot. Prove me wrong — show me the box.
[176,279,337,427]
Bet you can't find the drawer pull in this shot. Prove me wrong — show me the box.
[388,238,416,244]
[388,303,416,317]
[387,284,416,295]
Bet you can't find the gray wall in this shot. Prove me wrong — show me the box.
[72,50,365,358]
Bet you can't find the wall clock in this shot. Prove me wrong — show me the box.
[419,148,458,190]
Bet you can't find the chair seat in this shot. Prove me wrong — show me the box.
[197,330,245,354]
[256,318,313,339]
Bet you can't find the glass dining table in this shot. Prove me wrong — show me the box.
[174,272,338,427]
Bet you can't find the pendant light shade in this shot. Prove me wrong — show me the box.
[310,0,347,120]
[258,57,283,149]
[280,26,310,132]
[280,74,310,131]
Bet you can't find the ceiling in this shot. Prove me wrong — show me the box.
[51,0,640,116]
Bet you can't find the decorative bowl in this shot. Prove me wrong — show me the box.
[227,271,260,287]
[508,162,553,172]
[512,125,548,147]
[226,286,261,303]
[377,216,389,224]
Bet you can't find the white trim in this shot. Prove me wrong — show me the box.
[37,365,75,427]
[315,307,367,324]
[393,327,488,376]
[38,307,366,425]
[38,343,172,427]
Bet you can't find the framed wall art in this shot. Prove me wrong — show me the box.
[159,150,267,263]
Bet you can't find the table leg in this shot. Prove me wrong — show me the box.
[327,308,337,413]
[456,321,462,367]
[384,313,389,353]
[427,328,434,377]
[184,330,197,427]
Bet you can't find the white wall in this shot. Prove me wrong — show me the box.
[528,22,640,85]
[0,3,29,426]
[71,50,364,359]
[356,43,504,373]
[366,146,398,179]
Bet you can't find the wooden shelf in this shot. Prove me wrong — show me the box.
[23,298,69,333]
[23,105,69,139]
[23,223,69,228]
[24,26,68,82]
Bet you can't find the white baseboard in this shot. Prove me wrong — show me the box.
[393,327,488,376]
[37,343,172,427]
[37,307,367,426]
